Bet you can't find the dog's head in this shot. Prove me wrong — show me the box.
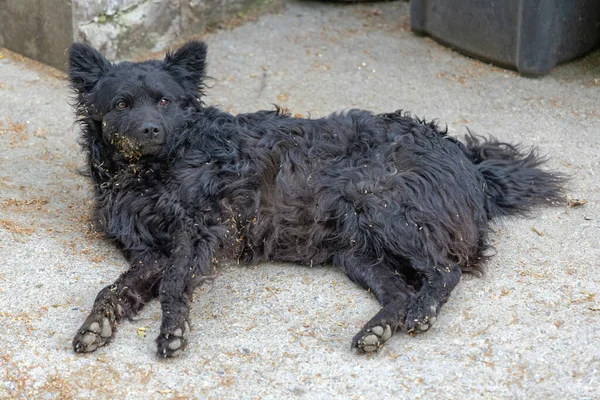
[68,41,207,159]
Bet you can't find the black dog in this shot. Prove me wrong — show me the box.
[68,41,565,357]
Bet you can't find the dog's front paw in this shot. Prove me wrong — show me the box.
[73,312,117,353]
[405,296,439,333]
[156,320,190,358]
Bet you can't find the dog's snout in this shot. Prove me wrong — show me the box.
[142,122,161,138]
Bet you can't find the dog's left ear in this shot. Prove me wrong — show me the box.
[164,41,208,96]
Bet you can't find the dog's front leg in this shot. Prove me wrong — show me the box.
[155,229,215,358]
[73,251,168,354]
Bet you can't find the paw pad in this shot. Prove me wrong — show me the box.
[73,317,114,353]
[406,303,439,333]
[157,321,190,358]
[353,324,393,353]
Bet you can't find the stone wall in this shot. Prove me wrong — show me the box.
[0,0,277,69]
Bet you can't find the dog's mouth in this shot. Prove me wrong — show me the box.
[110,133,166,162]
[111,133,143,161]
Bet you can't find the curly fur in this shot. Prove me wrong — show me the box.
[68,41,566,357]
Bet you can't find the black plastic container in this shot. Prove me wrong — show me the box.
[410,0,600,76]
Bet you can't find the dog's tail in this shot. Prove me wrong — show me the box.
[461,133,567,219]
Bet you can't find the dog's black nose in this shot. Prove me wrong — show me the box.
[142,122,161,138]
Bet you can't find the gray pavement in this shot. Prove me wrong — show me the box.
[0,1,599,399]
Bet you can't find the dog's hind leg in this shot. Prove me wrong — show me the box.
[334,253,415,353]
[403,259,462,333]
[72,251,166,353]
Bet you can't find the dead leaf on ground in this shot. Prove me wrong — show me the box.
[136,326,148,337]
[531,227,544,236]
[567,198,587,208]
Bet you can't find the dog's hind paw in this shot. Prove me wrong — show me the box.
[405,297,439,333]
[73,315,115,353]
[156,320,190,358]
[351,304,403,353]
[352,324,394,353]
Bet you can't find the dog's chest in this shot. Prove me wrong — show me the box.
[95,167,176,245]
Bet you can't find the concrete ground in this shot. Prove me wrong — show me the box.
[0,1,598,399]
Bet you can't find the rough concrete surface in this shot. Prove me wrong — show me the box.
[0,1,598,399]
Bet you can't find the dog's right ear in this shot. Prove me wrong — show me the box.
[68,43,112,94]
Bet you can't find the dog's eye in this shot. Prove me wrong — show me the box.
[116,101,128,110]
[159,98,170,107]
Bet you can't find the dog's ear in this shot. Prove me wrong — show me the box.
[164,41,208,96]
[68,43,112,94]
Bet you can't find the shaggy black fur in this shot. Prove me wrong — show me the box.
[68,41,565,357]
